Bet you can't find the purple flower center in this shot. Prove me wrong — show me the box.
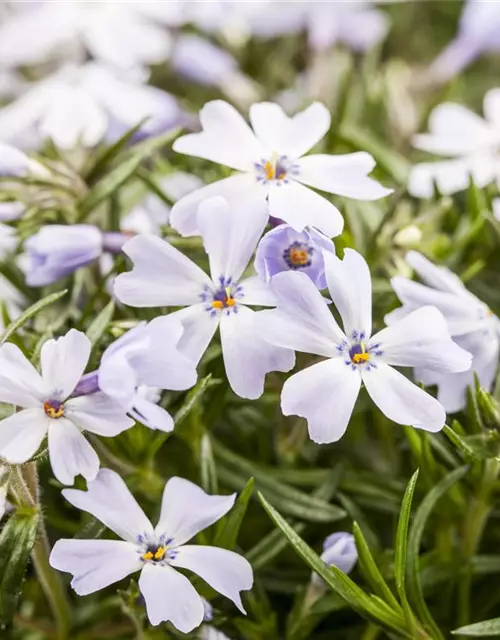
[283,241,313,269]
[255,154,299,184]
[349,342,370,365]
[211,287,236,310]
[43,399,65,419]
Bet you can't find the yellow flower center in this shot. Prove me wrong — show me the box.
[349,342,370,364]
[142,545,167,562]
[43,401,65,419]
[211,286,236,309]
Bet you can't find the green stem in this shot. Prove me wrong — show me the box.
[457,459,499,631]
[13,464,71,640]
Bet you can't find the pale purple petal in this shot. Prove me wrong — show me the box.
[167,305,219,365]
[281,358,361,444]
[114,235,211,307]
[40,329,91,400]
[139,563,204,630]
[62,468,154,543]
[48,418,99,486]
[0,408,48,463]
[155,477,235,547]
[219,306,295,399]
[50,539,141,595]
[362,363,446,433]
[0,343,46,407]
[171,545,253,613]
[65,393,134,436]
[238,276,277,307]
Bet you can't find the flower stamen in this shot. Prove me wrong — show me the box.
[349,342,370,365]
[43,400,65,419]
[142,545,167,562]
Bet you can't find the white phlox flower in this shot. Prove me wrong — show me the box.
[170,100,392,238]
[50,468,253,632]
[386,251,500,413]
[0,63,182,150]
[0,1,184,74]
[114,195,295,399]
[256,249,472,444]
[0,329,134,485]
[409,88,500,198]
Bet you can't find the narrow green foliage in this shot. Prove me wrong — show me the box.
[0,289,67,345]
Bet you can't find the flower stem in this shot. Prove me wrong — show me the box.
[13,464,71,640]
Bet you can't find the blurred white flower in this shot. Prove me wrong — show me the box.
[429,0,500,84]
[50,469,253,631]
[387,251,500,413]
[312,532,358,587]
[171,100,392,238]
[408,89,500,198]
[122,172,203,235]
[0,1,183,74]
[0,63,182,149]
[0,223,16,259]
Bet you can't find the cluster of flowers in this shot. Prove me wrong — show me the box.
[1,0,500,635]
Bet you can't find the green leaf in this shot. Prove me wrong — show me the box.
[0,507,39,624]
[85,300,115,347]
[0,289,67,345]
[199,433,218,495]
[215,441,346,523]
[258,492,411,637]
[78,130,178,219]
[352,522,401,612]
[84,119,149,184]
[174,374,219,427]
[407,466,469,640]
[453,618,500,636]
[215,477,254,550]
[395,469,419,631]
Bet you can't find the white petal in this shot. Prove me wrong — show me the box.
[219,306,295,399]
[170,174,262,238]
[408,156,496,198]
[413,103,493,156]
[114,235,211,307]
[131,396,174,433]
[40,329,90,399]
[62,468,154,543]
[155,477,235,547]
[484,88,500,129]
[373,306,472,373]
[139,563,204,631]
[166,305,219,365]
[298,153,393,200]
[171,545,253,613]
[130,315,198,391]
[65,394,134,436]
[50,539,141,595]
[340,8,389,51]
[390,277,482,336]
[281,359,361,444]
[323,249,372,339]
[48,419,99,486]
[0,343,46,407]
[265,270,344,353]
[0,408,48,463]
[173,100,262,171]
[249,101,330,158]
[405,251,468,295]
[197,195,268,283]
[239,276,277,307]
[268,180,344,237]
[362,363,446,432]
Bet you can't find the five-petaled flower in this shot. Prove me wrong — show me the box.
[256,249,472,443]
[114,195,295,399]
[0,329,133,485]
[386,251,500,413]
[170,100,392,238]
[50,468,253,631]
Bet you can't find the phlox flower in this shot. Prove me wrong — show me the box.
[312,532,358,587]
[0,329,133,485]
[114,196,294,399]
[254,224,335,289]
[170,100,392,238]
[408,89,500,198]
[50,468,253,631]
[429,0,500,84]
[256,249,472,444]
[386,251,500,413]
[95,317,198,433]
[0,1,183,74]
[0,63,182,149]
[0,223,16,259]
